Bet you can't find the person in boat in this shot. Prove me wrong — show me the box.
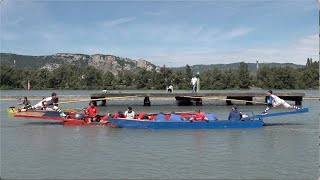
[228,105,242,121]
[137,112,150,120]
[169,111,184,121]
[262,90,301,115]
[113,111,126,118]
[154,112,167,121]
[189,110,208,122]
[190,76,198,93]
[27,92,67,117]
[18,97,31,111]
[124,107,135,119]
[85,101,99,123]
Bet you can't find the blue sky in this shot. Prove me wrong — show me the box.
[0,0,318,66]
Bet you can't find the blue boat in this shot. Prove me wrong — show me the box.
[107,108,309,129]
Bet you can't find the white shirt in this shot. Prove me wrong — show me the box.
[125,110,135,119]
[191,77,197,85]
[270,94,284,106]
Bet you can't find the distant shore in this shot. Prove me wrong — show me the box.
[0,95,318,101]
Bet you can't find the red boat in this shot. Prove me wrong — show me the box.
[13,110,197,126]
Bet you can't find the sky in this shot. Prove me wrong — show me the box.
[0,0,318,66]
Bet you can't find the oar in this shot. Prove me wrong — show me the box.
[58,96,138,104]
[206,97,267,104]
[181,96,267,104]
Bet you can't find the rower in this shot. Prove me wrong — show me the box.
[189,110,208,122]
[113,111,126,118]
[137,112,150,120]
[228,105,242,121]
[85,101,99,123]
[27,92,67,117]
[19,96,31,111]
[154,112,167,121]
[169,111,184,121]
[124,107,135,119]
[262,90,301,115]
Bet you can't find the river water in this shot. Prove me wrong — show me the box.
[0,90,318,179]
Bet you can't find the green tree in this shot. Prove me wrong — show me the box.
[238,62,251,89]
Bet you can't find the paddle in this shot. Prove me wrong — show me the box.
[181,96,267,104]
[58,96,138,104]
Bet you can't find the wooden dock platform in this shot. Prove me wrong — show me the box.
[90,91,305,106]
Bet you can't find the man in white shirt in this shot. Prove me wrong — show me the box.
[29,92,67,117]
[190,76,197,93]
[124,107,135,119]
[262,90,301,114]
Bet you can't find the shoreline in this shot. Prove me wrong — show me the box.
[0,95,318,101]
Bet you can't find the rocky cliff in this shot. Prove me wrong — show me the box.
[0,53,158,75]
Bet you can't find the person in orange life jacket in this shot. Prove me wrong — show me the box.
[190,110,208,122]
[85,102,99,123]
[113,111,126,118]
[138,112,150,120]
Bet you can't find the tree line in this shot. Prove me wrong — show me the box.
[0,58,318,90]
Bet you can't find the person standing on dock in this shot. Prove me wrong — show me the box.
[27,92,67,117]
[191,76,198,93]
[262,90,301,115]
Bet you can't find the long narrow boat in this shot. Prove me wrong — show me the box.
[13,110,114,126]
[106,108,309,129]
[13,108,309,128]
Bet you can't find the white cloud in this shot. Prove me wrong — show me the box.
[221,27,255,39]
[102,17,136,27]
[139,34,318,66]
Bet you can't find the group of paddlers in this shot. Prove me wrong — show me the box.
[18,90,301,123]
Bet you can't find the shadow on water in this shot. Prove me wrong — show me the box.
[23,121,62,126]
[263,122,305,126]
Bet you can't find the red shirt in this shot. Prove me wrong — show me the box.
[113,113,126,118]
[138,112,148,119]
[192,114,206,121]
[86,106,98,117]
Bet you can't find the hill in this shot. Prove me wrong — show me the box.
[0,53,157,75]
[0,53,305,75]
[172,62,304,73]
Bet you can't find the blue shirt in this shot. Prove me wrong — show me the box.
[205,114,218,121]
[228,110,242,121]
[267,96,273,104]
[154,114,167,121]
[169,114,184,121]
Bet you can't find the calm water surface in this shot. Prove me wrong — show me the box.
[0,90,318,179]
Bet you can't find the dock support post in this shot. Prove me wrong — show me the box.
[195,98,202,106]
[144,96,151,106]
[226,100,233,105]
[295,101,302,105]
[101,100,106,106]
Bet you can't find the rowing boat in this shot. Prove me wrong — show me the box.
[106,108,309,129]
[13,110,115,126]
[13,108,309,128]
[7,106,82,115]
